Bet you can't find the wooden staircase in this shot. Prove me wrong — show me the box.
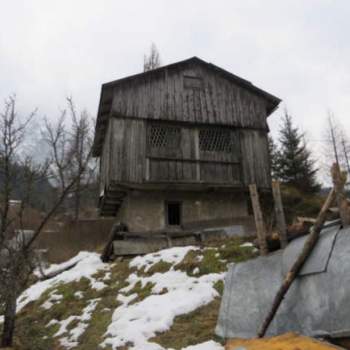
[99,185,126,217]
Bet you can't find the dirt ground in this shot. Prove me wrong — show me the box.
[225,333,343,350]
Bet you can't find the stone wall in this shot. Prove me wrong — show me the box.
[117,190,252,233]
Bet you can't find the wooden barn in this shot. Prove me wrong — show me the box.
[92,57,281,234]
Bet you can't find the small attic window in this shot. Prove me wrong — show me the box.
[184,75,203,90]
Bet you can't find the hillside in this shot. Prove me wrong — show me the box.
[0,238,257,350]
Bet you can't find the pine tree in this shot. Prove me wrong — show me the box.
[275,112,320,193]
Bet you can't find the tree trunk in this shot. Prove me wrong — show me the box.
[74,176,81,221]
[1,289,17,347]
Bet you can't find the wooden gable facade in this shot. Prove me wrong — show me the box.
[93,57,280,228]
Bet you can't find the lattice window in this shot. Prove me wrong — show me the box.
[199,128,234,153]
[148,124,181,149]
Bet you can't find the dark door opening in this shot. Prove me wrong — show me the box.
[166,201,182,226]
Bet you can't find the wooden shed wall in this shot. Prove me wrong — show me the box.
[100,118,271,190]
[110,63,268,129]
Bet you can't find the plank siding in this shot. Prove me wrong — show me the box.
[110,63,268,129]
[100,118,270,188]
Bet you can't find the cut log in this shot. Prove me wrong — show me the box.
[39,261,79,281]
[258,187,336,337]
[296,216,316,224]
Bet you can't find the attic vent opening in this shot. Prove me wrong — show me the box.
[199,128,234,153]
[149,124,181,149]
[184,75,203,90]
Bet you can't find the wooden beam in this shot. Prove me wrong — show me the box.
[272,181,288,249]
[249,184,268,256]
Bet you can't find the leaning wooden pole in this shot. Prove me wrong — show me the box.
[257,186,336,338]
[249,184,268,256]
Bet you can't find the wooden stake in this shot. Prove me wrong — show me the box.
[249,184,268,256]
[331,163,350,227]
[272,181,288,249]
[257,187,336,338]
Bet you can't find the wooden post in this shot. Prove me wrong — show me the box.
[258,187,336,338]
[249,184,268,256]
[331,163,350,227]
[272,181,288,248]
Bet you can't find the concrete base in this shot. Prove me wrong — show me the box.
[116,189,254,234]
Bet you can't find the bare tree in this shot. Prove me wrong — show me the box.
[327,112,340,166]
[66,98,96,220]
[322,112,350,185]
[43,98,96,220]
[321,112,342,182]
[143,43,161,72]
[0,96,92,347]
[340,132,350,178]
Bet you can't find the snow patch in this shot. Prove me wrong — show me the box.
[102,247,225,350]
[240,242,254,248]
[182,340,224,350]
[15,252,108,313]
[130,246,198,272]
[41,291,63,310]
[55,298,100,349]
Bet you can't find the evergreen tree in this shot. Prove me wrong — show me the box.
[275,112,320,193]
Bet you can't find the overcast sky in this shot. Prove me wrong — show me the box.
[2,0,350,162]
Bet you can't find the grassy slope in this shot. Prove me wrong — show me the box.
[6,237,257,350]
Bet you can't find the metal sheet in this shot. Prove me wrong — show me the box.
[216,226,350,340]
[282,224,340,276]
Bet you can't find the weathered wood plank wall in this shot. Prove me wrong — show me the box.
[110,63,268,129]
[99,118,271,189]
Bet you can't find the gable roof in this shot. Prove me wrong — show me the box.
[93,57,281,156]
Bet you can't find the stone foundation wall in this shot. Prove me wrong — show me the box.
[117,190,251,233]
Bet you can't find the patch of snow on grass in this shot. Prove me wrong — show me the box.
[182,340,224,350]
[41,291,63,310]
[103,271,111,280]
[74,291,84,299]
[130,246,198,272]
[15,252,108,313]
[55,298,100,349]
[102,247,225,350]
[240,242,254,248]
